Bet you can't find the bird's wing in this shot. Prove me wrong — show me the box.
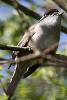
[12,24,36,59]
[18,24,36,47]
[6,24,37,98]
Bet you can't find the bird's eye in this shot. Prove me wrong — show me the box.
[43,9,59,18]
[53,11,58,15]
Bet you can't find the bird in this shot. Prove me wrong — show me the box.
[6,9,63,98]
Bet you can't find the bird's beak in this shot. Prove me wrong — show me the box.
[40,16,45,21]
[58,11,64,16]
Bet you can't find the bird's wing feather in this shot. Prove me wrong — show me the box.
[6,25,37,98]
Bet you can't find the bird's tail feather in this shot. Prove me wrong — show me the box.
[6,61,30,98]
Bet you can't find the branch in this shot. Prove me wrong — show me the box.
[42,61,67,67]
[14,42,67,66]
[0,42,66,66]
[52,0,67,13]
[46,54,67,65]
[0,43,58,65]
[23,60,67,78]
[1,0,67,33]
[0,44,32,52]
[0,42,67,66]
[1,0,41,20]
[61,26,67,34]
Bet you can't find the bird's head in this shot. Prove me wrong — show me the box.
[39,9,63,27]
[40,9,63,21]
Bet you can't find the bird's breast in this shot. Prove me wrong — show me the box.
[28,15,60,51]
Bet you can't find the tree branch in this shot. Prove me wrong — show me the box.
[0,44,32,52]
[52,0,67,13]
[1,0,67,33]
[0,42,66,66]
[1,0,41,20]
[61,26,67,34]
[42,61,67,67]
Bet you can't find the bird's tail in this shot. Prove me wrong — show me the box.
[6,61,30,98]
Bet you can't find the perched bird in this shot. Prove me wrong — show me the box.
[6,9,62,98]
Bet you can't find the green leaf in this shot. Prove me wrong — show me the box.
[0,74,3,78]
[0,66,3,71]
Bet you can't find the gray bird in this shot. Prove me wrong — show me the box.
[6,9,62,98]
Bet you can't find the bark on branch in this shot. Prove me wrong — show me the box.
[0,44,31,52]
[52,0,67,13]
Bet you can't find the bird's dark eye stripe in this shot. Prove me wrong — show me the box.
[44,9,59,17]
